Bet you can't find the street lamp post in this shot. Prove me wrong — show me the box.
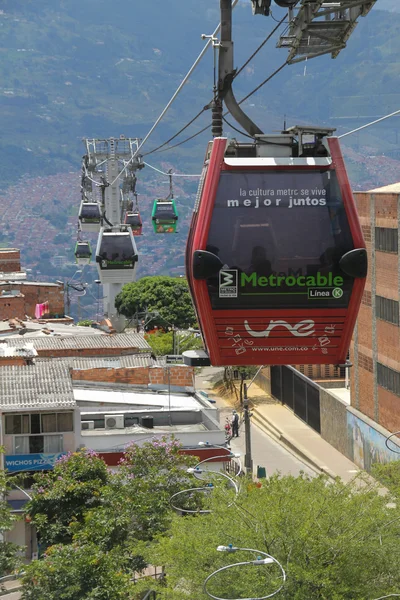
[243,383,253,475]
[203,544,286,600]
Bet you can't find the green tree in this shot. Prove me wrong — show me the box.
[145,331,203,356]
[26,449,110,547]
[0,465,22,577]
[372,459,400,497]
[22,439,197,599]
[115,276,197,330]
[76,320,94,327]
[147,473,400,600]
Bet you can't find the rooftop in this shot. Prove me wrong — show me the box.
[5,332,151,352]
[74,388,202,410]
[0,361,75,410]
[37,354,163,369]
[368,182,400,193]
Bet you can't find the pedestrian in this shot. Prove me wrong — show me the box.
[224,417,232,441]
[231,409,239,437]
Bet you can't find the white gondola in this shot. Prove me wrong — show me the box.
[78,201,102,232]
[74,241,92,266]
[95,226,138,284]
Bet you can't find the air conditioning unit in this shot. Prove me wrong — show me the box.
[81,420,95,430]
[105,414,124,429]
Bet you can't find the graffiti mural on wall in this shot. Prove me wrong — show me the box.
[347,412,399,471]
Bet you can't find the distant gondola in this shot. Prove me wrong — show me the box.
[124,211,143,236]
[152,199,178,233]
[74,241,92,265]
[79,201,102,232]
[95,227,138,284]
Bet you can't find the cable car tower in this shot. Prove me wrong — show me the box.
[184,0,374,367]
[81,136,144,331]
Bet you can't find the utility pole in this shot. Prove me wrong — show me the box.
[243,383,253,475]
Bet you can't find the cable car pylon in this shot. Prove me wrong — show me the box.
[184,0,368,368]
[80,136,144,331]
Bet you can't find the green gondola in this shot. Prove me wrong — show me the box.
[74,241,92,265]
[151,199,178,233]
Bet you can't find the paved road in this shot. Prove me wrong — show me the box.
[197,368,315,478]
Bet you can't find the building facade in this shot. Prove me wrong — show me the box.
[351,184,400,433]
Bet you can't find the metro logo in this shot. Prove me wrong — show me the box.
[220,271,235,287]
[244,319,315,338]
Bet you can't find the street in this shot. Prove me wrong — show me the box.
[196,368,315,478]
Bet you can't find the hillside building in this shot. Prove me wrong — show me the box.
[0,248,65,320]
[0,330,226,557]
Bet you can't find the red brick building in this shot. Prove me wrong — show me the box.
[0,248,64,319]
[351,183,400,433]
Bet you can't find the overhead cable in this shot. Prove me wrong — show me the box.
[234,13,287,80]
[338,109,400,139]
[108,0,240,186]
[238,60,288,106]
[222,116,254,140]
[154,62,288,153]
[145,17,287,157]
[143,161,201,177]
[142,107,208,156]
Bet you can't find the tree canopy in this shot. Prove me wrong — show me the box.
[0,463,22,578]
[146,473,400,600]
[22,441,197,600]
[145,330,203,356]
[115,276,197,330]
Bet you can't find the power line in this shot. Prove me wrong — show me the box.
[338,109,400,139]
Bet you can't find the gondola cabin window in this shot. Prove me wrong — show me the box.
[206,170,354,310]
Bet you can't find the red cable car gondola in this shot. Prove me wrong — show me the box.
[124,211,143,236]
[186,127,367,367]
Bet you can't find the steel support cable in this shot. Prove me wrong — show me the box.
[141,17,286,158]
[233,14,287,80]
[107,0,240,186]
[143,161,202,177]
[338,109,400,139]
[152,61,289,153]
[142,107,208,156]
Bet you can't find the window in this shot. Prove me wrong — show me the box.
[5,412,74,435]
[206,170,355,309]
[376,296,399,326]
[57,413,73,432]
[377,363,400,397]
[375,227,398,253]
[14,435,63,455]
[5,415,29,435]
[41,414,57,433]
[14,436,29,454]
[43,435,63,453]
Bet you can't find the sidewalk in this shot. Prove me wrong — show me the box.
[251,402,360,483]
[196,368,360,482]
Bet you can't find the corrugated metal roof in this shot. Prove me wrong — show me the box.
[0,362,75,410]
[5,333,151,351]
[35,354,163,369]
